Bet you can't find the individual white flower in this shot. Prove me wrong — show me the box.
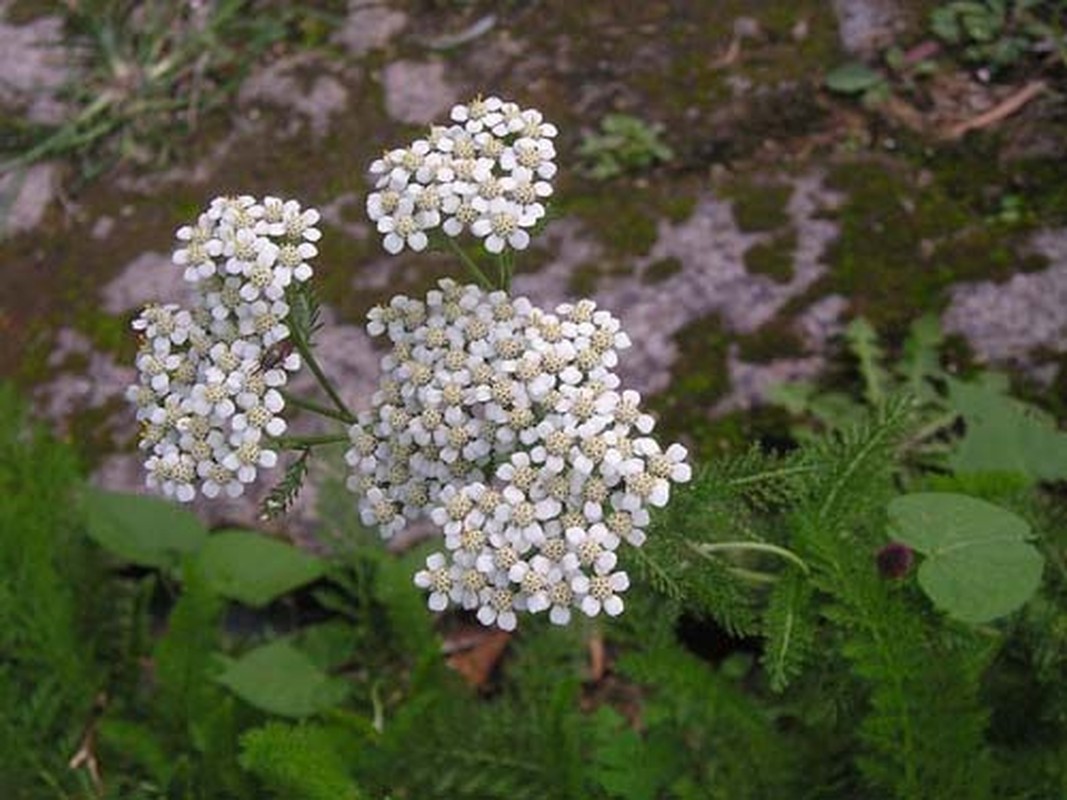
[572,570,629,617]
[470,197,535,254]
[564,524,619,575]
[501,167,551,221]
[282,201,322,243]
[173,214,223,282]
[414,552,454,612]
[275,241,317,285]
[377,196,430,254]
[545,576,575,626]
[199,462,244,499]
[630,439,692,489]
[451,95,504,134]
[517,107,559,140]
[477,585,518,631]
[501,136,557,180]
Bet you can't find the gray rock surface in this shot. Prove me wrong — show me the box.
[0,162,58,235]
[514,174,842,396]
[333,2,407,56]
[238,54,351,140]
[381,59,461,125]
[832,0,904,57]
[942,229,1067,370]
[0,8,67,125]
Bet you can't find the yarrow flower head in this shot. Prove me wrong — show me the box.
[346,279,691,630]
[366,96,557,257]
[128,195,320,502]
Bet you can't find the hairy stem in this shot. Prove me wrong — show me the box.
[689,540,810,575]
[281,390,355,424]
[270,433,349,450]
[444,237,494,290]
[290,329,353,422]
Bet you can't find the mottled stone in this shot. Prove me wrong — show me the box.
[333,2,407,56]
[712,349,825,414]
[100,251,186,314]
[238,54,350,140]
[0,162,57,235]
[514,174,842,396]
[942,229,1067,369]
[795,294,848,351]
[381,59,460,125]
[831,0,903,57]
[0,11,67,125]
[35,329,134,422]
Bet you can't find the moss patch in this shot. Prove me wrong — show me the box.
[744,229,796,283]
[648,314,732,460]
[821,156,1043,335]
[642,257,683,284]
[561,191,659,258]
[735,320,806,363]
[75,308,134,359]
[722,179,792,232]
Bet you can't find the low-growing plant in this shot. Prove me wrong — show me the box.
[577,112,674,180]
[4,94,1067,799]
[930,0,1067,72]
[1,0,340,179]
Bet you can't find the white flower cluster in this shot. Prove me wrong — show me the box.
[366,96,557,256]
[345,279,691,630]
[127,196,321,502]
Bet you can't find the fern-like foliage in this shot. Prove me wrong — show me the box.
[363,677,591,799]
[261,447,311,520]
[635,446,815,637]
[0,385,105,794]
[807,527,994,799]
[240,721,363,800]
[800,394,914,536]
[290,282,325,345]
[788,400,994,798]
[614,643,797,799]
[845,317,887,406]
[761,568,816,692]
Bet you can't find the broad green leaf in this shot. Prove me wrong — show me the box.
[198,530,325,607]
[948,377,1067,482]
[888,492,1044,623]
[824,63,884,94]
[216,640,350,718]
[81,488,207,568]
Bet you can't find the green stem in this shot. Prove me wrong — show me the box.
[444,237,494,289]
[281,390,355,424]
[271,433,349,450]
[727,566,780,585]
[370,681,385,734]
[689,540,810,574]
[497,250,515,292]
[290,330,354,422]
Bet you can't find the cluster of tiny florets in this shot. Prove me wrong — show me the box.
[366,96,557,256]
[345,279,691,630]
[127,195,320,502]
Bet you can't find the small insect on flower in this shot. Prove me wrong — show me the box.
[254,338,298,374]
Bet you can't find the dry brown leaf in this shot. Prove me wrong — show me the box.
[445,627,511,689]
